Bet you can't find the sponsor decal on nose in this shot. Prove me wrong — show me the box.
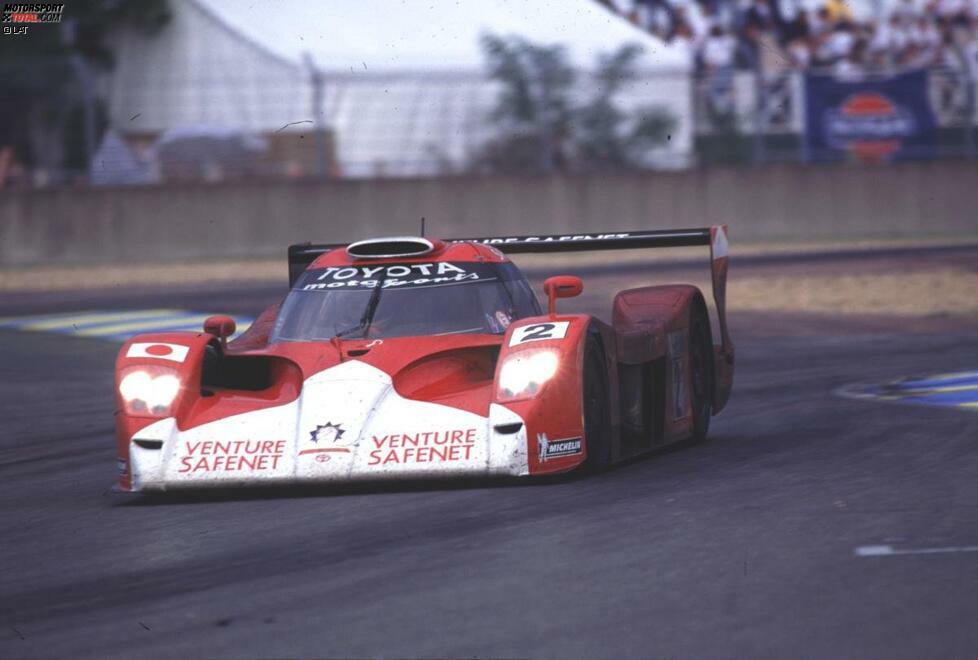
[300,422,352,457]
[178,440,287,473]
[367,428,478,465]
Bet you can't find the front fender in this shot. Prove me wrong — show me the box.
[114,332,216,490]
[493,314,593,474]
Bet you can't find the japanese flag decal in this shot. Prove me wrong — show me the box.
[126,342,190,363]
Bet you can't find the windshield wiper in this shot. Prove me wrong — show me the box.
[333,276,387,339]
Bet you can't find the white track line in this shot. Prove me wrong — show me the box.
[855,544,978,557]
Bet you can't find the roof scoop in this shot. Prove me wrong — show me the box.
[346,236,437,259]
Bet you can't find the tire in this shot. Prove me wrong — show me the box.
[689,302,714,443]
[582,336,612,471]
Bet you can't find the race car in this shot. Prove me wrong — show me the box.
[114,226,734,492]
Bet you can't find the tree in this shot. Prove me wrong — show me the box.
[479,34,576,174]
[574,43,676,171]
[0,0,169,183]
[475,34,676,175]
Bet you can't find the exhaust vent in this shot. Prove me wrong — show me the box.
[347,236,435,259]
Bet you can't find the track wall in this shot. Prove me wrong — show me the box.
[2,161,976,266]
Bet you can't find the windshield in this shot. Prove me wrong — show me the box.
[271,261,540,342]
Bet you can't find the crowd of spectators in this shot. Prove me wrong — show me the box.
[599,0,978,77]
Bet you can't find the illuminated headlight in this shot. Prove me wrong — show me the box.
[119,369,181,415]
[497,350,559,400]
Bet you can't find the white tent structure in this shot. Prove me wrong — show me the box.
[104,1,307,139]
[104,0,693,177]
[199,0,689,72]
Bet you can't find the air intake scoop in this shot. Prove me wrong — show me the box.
[346,236,439,259]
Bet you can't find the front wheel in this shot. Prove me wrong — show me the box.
[582,336,611,471]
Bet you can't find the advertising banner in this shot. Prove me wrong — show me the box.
[804,69,937,162]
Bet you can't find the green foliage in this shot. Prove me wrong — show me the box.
[0,0,169,92]
[482,34,575,129]
[63,98,109,171]
[476,34,677,174]
[0,0,170,174]
[479,34,576,174]
[575,44,676,170]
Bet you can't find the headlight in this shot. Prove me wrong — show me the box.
[119,368,182,416]
[497,350,559,401]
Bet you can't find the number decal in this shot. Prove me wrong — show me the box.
[509,321,570,346]
[522,324,555,341]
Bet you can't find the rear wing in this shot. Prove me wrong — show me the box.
[288,225,731,352]
[455,228,714,253]
[457,226,732,355]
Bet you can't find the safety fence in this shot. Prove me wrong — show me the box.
[0,63,975,189]
[693,66,977,164]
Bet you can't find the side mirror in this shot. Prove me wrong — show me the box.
[543,276,583,318]
[203,315,237,349]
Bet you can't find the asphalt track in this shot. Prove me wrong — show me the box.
[2,256,978,659]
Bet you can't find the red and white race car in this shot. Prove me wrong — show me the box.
[114,227,733,492]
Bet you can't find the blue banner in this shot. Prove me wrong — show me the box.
[804,69,937,162]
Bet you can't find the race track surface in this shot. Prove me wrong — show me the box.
[2,255,977,659]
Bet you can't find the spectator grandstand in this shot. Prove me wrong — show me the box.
[598,0,976,163]
[597,0,978,75]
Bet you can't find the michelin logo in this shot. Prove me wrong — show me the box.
[537,433,582,463]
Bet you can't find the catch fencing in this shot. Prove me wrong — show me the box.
[694,66,977,164]
[0,62,976,189]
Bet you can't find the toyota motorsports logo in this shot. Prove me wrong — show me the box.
[824,92,916,161]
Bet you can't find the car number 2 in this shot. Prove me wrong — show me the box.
[509,321,570,346]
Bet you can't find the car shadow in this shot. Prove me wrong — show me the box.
[116,471,579,506]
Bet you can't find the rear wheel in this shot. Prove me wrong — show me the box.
[582,336,611,471]
[689,303,714,443]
